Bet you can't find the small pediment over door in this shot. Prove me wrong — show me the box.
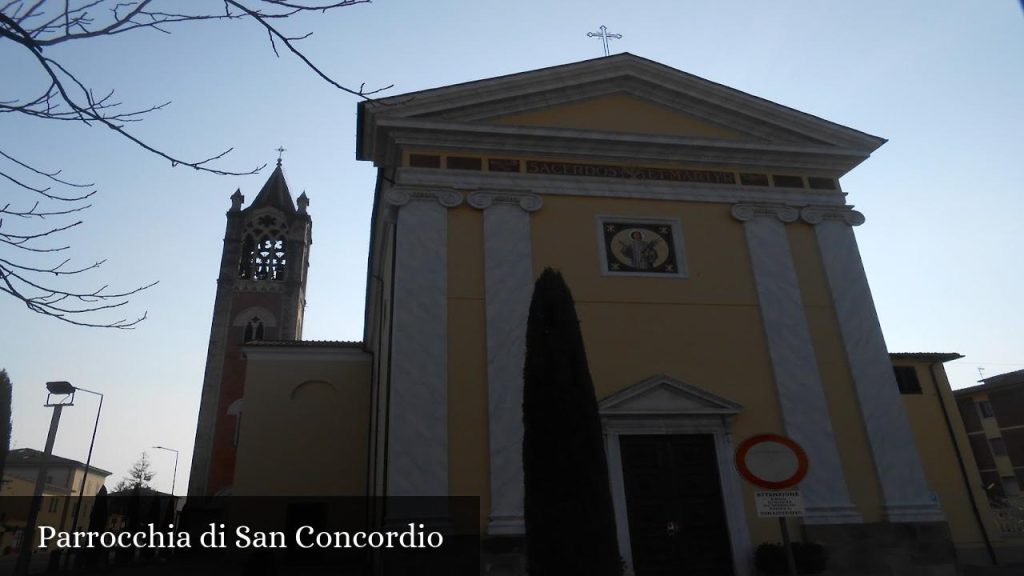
[599,374,742,417]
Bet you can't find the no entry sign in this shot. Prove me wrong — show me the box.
[735,434,808,490]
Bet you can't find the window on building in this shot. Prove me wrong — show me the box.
[239,215,289,282]
[243,317,265,343]
[979,400,995,419]
[409,154,441,168]
[446,156,482,171]
[990,437,1008,457]
[253,237,288,280]
[893,366,922,394]
[241,235,288,281]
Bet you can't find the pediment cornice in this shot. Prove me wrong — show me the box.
[599,374,743,417]
[372,118,873,174]
[359,54,885,167]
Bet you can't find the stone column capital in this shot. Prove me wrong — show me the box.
[384,188,464,208]
[730,203,800,223]
[800,206,865,226]
[467,190,543,212]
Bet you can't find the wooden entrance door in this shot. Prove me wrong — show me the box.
[620,434,734,576]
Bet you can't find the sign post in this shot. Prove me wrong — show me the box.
[735,434,809,576]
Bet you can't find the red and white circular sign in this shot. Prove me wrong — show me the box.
[735,434,808,490]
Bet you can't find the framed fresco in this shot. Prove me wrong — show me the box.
[596,216,687,278]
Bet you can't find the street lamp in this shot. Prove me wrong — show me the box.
[69,386,104,532]
[152,446,179,497]
[14,382,75,576]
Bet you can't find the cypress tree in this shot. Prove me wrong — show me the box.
[0,369,11,482]
[522,268,621,576]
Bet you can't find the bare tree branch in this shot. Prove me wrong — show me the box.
[1,1,385,327]
[1,148,156,327]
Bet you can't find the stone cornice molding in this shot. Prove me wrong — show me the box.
[801,206,865,226]
[384,188,463,208]
[730,203,799,223]
[241,346,370,362]
[467,190,543,212]
[395,167,847,207]
[382,122,869,174]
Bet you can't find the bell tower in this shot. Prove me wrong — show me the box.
[188,162,312,496]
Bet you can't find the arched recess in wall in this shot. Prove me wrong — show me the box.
[289,380,337,401]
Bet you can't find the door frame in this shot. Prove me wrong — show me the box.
[599,375,752,576]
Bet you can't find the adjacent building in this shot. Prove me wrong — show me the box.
[955,369,1024,502]
[955,368,1024,544]
[1,448,111,552]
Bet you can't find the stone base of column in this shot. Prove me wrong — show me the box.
[802,521,957,576]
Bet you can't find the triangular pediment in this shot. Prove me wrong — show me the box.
[599,374,742,417]
[358,53,885,165]
[489,93,750,141]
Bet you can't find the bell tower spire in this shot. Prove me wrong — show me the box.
[188,161,313,496]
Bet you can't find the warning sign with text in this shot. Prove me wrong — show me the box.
[755,490,805,518]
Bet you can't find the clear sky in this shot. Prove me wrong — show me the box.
[2,1,1021,494]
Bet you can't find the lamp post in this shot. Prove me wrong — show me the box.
[65,386,103,571]
[14,381,75,576]
[152,446,179,497]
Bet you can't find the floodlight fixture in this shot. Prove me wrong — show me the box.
[45,381,75,406]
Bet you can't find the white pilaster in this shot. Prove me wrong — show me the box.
[468,191,542,535]
[731,204,860,524]
[802,206,942,523]
[385,188,462,497]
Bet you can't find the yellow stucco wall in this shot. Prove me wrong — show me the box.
[440,194,802,541]
[491,93,746,140]
[438,191,986,548]
[446,205,490,531]
[234,350,371,496]
[897,359,1003,558]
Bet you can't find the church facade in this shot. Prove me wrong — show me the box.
[189,55,1003,574]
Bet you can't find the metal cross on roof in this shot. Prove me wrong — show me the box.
[587,25,622,57]
[275,146,287,166]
